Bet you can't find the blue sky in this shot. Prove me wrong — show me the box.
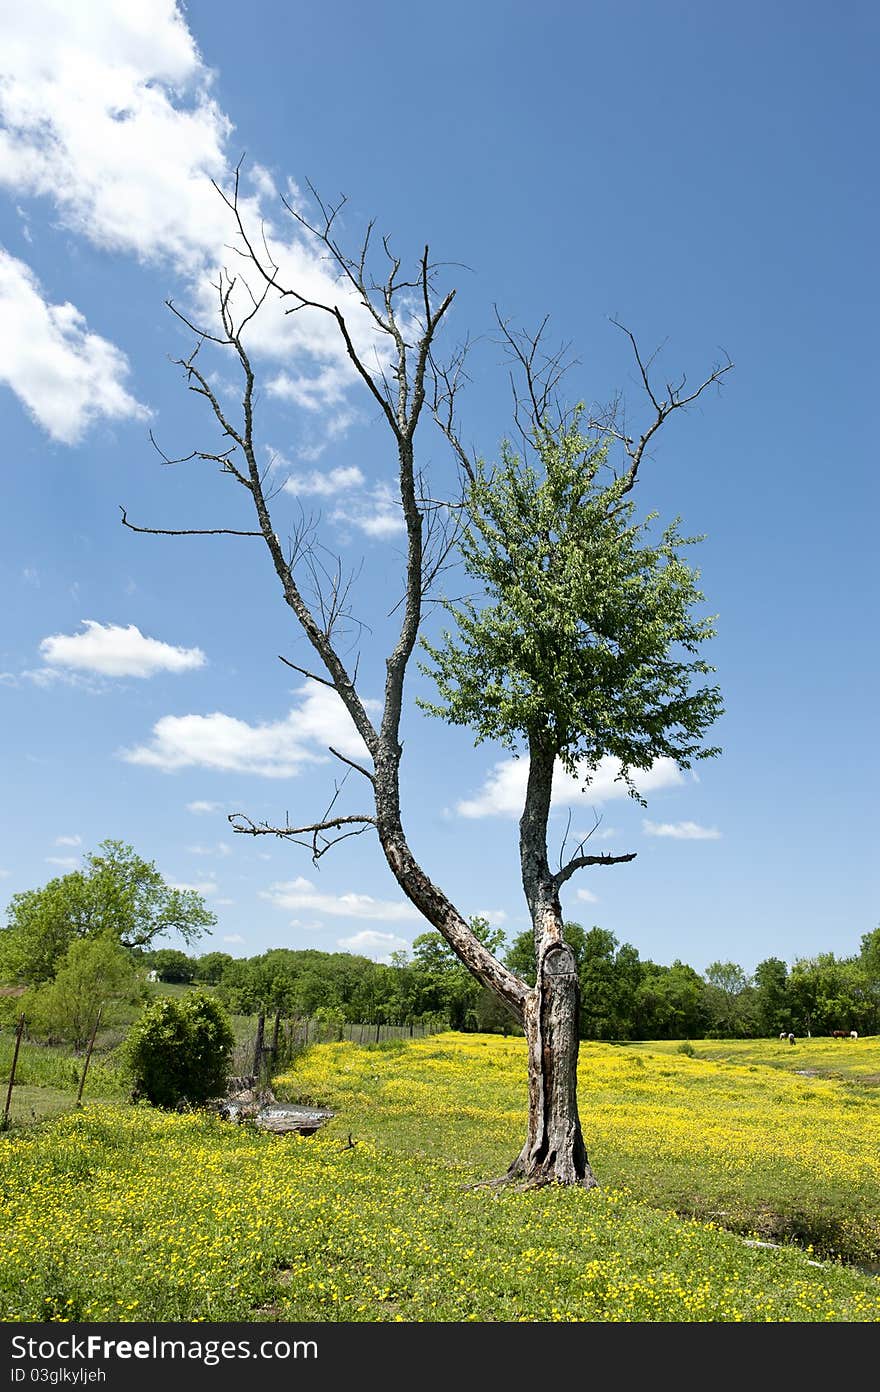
[0,0,876,976]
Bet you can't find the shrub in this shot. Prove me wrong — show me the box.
[124,991,233,1107]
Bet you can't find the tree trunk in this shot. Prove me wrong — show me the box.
[507,941,598,1187]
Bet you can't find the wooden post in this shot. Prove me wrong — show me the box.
[269,1009,281,1062]
[3,1015,25,1127]
[252,1010,265,1079]
[376,1022,381,1043]
[76,1004,103,1106]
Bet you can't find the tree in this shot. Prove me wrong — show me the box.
[124,991,234,1108]
[25,935,143,1048]
[146,948,196,983]
[123,174,729,1186]
[0,840,215,986]
[192,951,235,985]
[703,960,755,1037]
[753,957,792,1036]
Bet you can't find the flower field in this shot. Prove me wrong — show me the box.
[1,1032,878,1322]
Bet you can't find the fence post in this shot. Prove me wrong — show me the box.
[252,1010,265,1079]
[76,1004,103,1106]
[3,1014,26,1127]
[269,1009,281,1063]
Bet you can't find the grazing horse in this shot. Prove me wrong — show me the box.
[831,1029,856,1038]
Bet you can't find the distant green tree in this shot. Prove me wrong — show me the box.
[413,917,508,1030]
[753,957,792,1036]
[635,960,709,1039]
[25,935,144,1048]
[124,991,233,1107]
[146,948,196,983]
[192,951,235,985]
[703,960,755,1037]
[0,840,214,986]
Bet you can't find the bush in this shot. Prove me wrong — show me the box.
[677,1040,696,1057]
[124,991,233,1107]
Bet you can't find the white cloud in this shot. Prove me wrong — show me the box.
[122,710,320,778]
[214,898,234,907]
[39,621,205,678]
[0,2,386,429]
[473,909,507,926]
[457,755,683,819]
[45,856,79,869]
[282,464,365,497]
[186,843,231,857]
[331,481,404,538]
[643,820,721,840]
[264,877,420,923]
[168,879,218,896]
[223,933,245,944]
[0,247,148,443]
[575,889,599,903]
[124,682,378,777]
[0,869,11,878]
[186,800,224,815]
[54,834,82,847]
[337,930,412,962]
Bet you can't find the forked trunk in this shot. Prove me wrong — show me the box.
[508,940,598,1188]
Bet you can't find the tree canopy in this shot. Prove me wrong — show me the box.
[420,411,723,791]
[0,840,215,986]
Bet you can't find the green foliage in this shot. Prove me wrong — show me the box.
[754,957,792,1036]
[145,948,196,983]
[420,412,722,793]
[23,935,143,1047]
[192,951,234,984]
[123,991,233,1108]
[0,840,215,987]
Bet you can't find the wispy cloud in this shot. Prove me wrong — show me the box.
[45,855,79,869]
[0,248,148,443]
[575,888,599,903]
[336,930,412,962]
[54,834,82,847]
[643,819,721,840]
[264,876,420,923]
[186,800,225,815]
[331,481,404,538]
[168,878,218,896]
[282,464,365,497]
[122,683,378,777]
[457,756,683,819]
[0,2,384,436]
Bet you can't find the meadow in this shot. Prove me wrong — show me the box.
[0,1032,878,1322]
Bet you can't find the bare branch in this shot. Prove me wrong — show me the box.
[552,850,638,892]
[328,745,376,785]
[277,654,336,689]
[119,507,261,538]
[229,810,377,866]
[593,320,734,494]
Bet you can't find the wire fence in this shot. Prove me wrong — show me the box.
[231,1012,448,1079]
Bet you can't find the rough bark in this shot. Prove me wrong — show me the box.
[508,941,597,1187]
[503,733,599,1186]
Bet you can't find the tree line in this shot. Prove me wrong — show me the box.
[2,842,876,1045]
[144,920,880,1041]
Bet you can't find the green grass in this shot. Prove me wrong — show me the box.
[0,1029,126,1105]
[0,1032,878,1322]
